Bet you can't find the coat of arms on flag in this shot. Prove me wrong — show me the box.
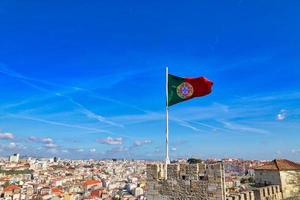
[168,74,213,106]
[176,82,194,99]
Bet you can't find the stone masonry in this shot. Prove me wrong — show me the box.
[146,162,226,200]
[227,185,283,200]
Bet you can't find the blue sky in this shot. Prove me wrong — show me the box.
[0,0,300,160]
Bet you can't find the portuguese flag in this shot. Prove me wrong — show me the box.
[168,74,213,106]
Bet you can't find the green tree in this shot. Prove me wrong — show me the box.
[240,178,248,184]
[248,177,255,183]
[187,158,202,164]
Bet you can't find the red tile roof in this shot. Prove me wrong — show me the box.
[255,159,300,171]
[4,185,19,192]
[51,187,64,195]
[83,179,101,186]
[90,189,102,198]
[0,177,10,182]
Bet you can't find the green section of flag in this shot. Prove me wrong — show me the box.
[168,74,185,106]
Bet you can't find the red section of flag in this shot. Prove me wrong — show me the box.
[184,77,213,99]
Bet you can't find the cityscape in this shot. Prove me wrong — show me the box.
[0,155,300,199]
[1,0,300,199]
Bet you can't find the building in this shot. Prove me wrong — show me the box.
[9,154,19,163]
[146,162,226,200]
[255,159,300,199]
[2,185,21,199]
[83,179,102,191]
[134,187,144,197]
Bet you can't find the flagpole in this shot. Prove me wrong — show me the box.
[165,66,170,179]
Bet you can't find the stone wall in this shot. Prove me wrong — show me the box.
[146,162,226,200]
[146,163,164,180]
[255,169,300,199]
[226,185,283,200]
[146,163,288,200]
[227,191,255,200]
[279,170,300,199]
[253,185,283,200]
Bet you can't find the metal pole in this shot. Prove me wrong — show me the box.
[165,66,170,179]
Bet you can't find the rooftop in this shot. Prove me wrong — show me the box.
[4,185,19,192]
[255,159,300,171]
[83,179,101,186]
[51,187,64,195]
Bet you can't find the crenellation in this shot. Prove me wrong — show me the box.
[146,162,226,200]
[226,188,282,200]
[198,163,206,174]
[252,185,283,200]
[146,161,295,200]
[186,164,199,180]
[167,164,180,180]
[179,163,187,176]
[146,164,159,180]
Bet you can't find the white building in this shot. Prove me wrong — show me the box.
[255,159,300,199]
[9,153,20,163]
[134,187,144,197]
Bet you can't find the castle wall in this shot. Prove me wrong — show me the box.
[253,185,283,200]
[255,169,300,199]
[226,185,282,200]
[146,164,297,200]
[146,162,226,200]
[226,191,255,200]
[279,170,300,199]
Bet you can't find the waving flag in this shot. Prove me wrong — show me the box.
[164,69,213,177]
[168,74,213,106]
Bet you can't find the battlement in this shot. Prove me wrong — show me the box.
[146,162,226,200]
[253,185,282,200]
[146,163,285,200]
[226,185,282,200]
[227,191,255,200]
[146,163,165,180]
[147,162,224,181]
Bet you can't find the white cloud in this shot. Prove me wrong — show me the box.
[12,115,110,133]
[28,136,38,142]
[90,148,96,153]
[48,148,58,154]
[0,132,14,140]
[241,91,300,102]
[68,98,123,128]
[61,149,69,153]
[171,147,177,151]
[109,104,228,132]
[172,118,201,132]
[0,142,26,151]
[291,149,300,154]
[97,137,123,145]
[42,137,53,144]
[221,121,269,135]
[28,136,52,143]
[28,136,58,149]
[8,142,17,149]
[44,143,58,149]
[277,114,285,120]
[275,150,282,155]
[276,109,287,121]
[134,139,152,146]
[106,146,128,154]
[81,108,123,128]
